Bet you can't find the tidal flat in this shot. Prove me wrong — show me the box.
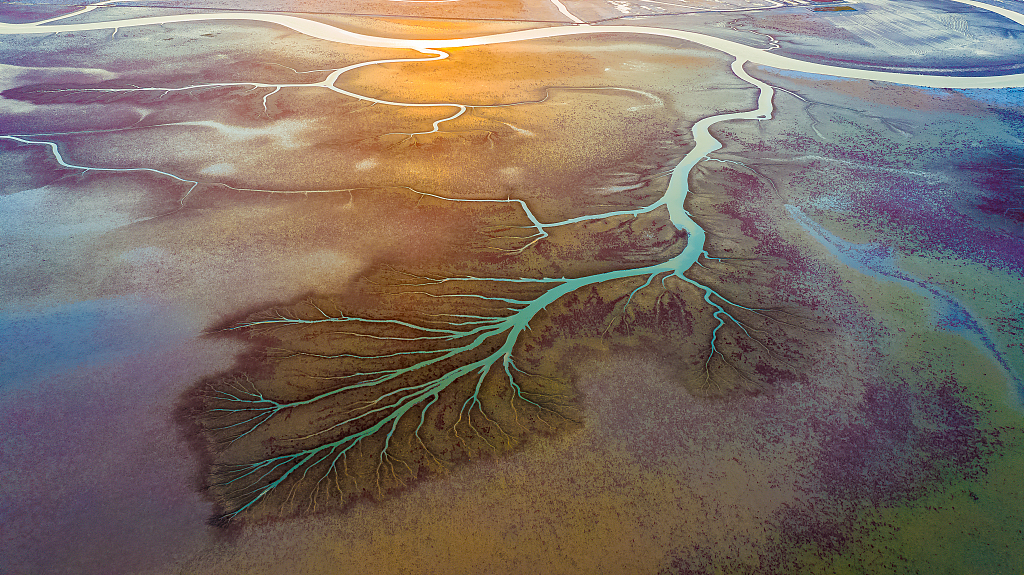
[1,1,1022,573]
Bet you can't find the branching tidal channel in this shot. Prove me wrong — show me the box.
[197,54,785,522]
[180,55,780,522]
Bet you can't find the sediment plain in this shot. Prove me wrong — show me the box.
[1,0,1022,573]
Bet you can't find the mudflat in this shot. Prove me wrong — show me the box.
[1,1,1022,573]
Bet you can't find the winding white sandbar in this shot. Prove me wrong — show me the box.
[548,0,586,23]
[2,0,1023,88]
